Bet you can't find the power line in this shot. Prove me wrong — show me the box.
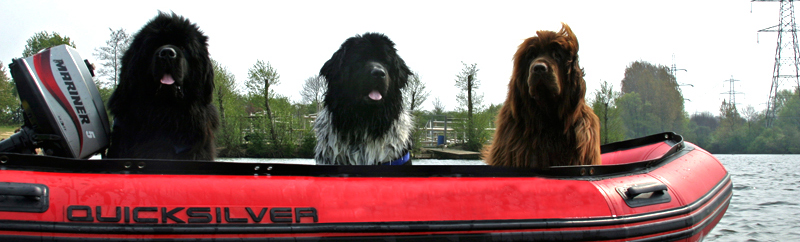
[753,0,800,127]
[721,76,743,109]
[670,54,692,87]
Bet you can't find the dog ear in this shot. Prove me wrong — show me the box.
[393,55,411,89]
[557,23,586,115]
[201,53,214,104]
[508,36,539,119]
[109,40,143,109]
[558,23,579,53]
[320,46,345,84]
[559,53,586,123]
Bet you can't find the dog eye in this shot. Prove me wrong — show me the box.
[526,48,537,58]
[553,51,566,62]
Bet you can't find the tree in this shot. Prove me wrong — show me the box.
[22,31,76,57]
[0,62,21,125]
[741,105,761,130]
[688,111,719,148]
[454,62,486,151]
[711,100,750,154]
[719,100,743,129]
[620,61,687,136]
[774,87,800,153]
[403,71,430,111]
[300,75,325,113]
[93,28,131,88]
[616,92,652,138]
[690,112,719,131]
[245,60,281,146]
[590,80,626,144]
[432,97,446,115]
[212,60,245,156]
[484,103,503,130]
[455,62,484,118]
[776,87,800,129]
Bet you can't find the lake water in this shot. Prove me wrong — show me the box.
[219,155,800,241]
[706,155,800,242]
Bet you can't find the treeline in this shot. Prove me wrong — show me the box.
[211,60,318,158]
[589,61,800,154]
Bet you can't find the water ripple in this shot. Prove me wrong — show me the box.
[706,154,800,242]
[757,201,799,206]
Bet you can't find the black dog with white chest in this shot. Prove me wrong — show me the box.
[315,33,413,165]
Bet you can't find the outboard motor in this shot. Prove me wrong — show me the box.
[3,45,110,158]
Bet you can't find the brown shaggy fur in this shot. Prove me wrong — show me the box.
[484,23,601,168]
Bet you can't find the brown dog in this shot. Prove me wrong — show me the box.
[484,23,601,168]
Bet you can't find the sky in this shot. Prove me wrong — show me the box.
[0,0,793,115]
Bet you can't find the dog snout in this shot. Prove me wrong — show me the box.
[371,68,386,79]
[158,47,177,59]
[532,63,548,74]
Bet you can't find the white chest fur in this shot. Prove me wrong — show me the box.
[314,108,413,165]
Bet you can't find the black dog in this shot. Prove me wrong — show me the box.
[315,33,413,165]
[106,12,219,160]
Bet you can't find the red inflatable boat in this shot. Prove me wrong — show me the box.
[0,132,730,241]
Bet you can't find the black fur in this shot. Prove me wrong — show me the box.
[106,12,219,160]
[315,33,414,165]
[320,33,411,143]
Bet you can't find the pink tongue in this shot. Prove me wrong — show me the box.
[161,74,175,85]
[368,90,382,101]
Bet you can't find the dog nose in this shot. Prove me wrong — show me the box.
[533,63,548,73]
[371,68,386,79]
[158,47,177,59]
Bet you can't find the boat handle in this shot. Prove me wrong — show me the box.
[0,182,49,213]
[626,183,668,198]
[0,185,44,200]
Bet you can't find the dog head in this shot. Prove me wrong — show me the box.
[116,12,213,106]
[320,33,411,108]
[511,23,585,118]
[319,33,412,139]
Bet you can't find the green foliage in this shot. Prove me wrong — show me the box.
[686,112,718,149]
[617,92,655,138]
[205,59,320,158]
[244,130,271,157]
[296,129,316,158]
[245,60,282,152]
[246,60,280,99]
[702,88,800,154]
[763,88,800,153]
[240,94,314,158]
[0,62,21,126]
[407,110,429,156]
[484,103,502,128]
[775,88,800,128]
[619,61,687,137]
[450,109,493,152]
[748,126,799,154]
[453,62,486,151]
[590,80,626,144]
[212,60,247,157]
[22,31,76,57]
